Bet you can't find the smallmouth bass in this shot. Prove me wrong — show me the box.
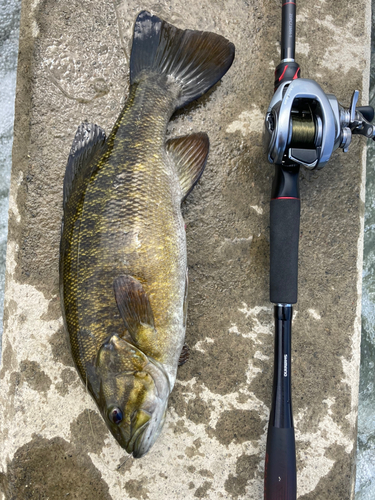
[60,10,234,458]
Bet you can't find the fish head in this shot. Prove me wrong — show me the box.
[95,334,170,458]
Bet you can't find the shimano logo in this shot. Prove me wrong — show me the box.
[284,354,288,377]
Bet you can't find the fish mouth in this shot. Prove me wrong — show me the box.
[127,423,150,458]
[126,409,152,458]
[126,401,168,458]
[130,426,150,458]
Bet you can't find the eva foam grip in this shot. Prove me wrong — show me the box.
[270,199,300,304]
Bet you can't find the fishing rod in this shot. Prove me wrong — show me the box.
[263,1,375,499]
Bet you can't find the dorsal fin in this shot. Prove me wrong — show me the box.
[63,122,106,209]
[130,11,235,108]
[166,133,209,201]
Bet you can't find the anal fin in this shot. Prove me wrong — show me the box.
[178,343,190,366]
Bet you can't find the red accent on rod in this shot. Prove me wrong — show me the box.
[293,67,300,79]
[282,2,296,5]
[278,65,288,81]
[271,197,300,200]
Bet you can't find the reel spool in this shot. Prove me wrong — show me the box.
[289,106,318,149]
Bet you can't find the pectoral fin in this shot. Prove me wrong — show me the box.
[166,133,209,202]
[113,276,159,354]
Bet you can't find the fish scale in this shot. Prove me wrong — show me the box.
[68,75,184,378]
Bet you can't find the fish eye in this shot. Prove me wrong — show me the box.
[108,406,123,425]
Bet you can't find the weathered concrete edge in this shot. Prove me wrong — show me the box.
[0,0,34,497]
[351,2,372,497]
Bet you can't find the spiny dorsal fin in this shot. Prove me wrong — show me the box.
[63,122,106,209]
[113,275,155,338]
[166,133,209,201]
[130,11,235,108]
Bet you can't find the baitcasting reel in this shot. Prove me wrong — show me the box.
[264,78,375,170]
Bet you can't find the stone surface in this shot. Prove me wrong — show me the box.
[0,0,371,498]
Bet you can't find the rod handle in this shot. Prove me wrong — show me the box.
[270,198,300,304]
[264,425,297,499]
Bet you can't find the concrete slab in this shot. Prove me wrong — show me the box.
[0,0,371,498]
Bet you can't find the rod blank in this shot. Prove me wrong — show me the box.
[281,2,296,61]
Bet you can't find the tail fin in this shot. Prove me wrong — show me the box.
[130,11,235,108]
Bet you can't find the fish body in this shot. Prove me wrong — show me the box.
[60,11,234,457]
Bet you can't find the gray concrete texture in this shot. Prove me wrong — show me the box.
[0,0,371,498]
